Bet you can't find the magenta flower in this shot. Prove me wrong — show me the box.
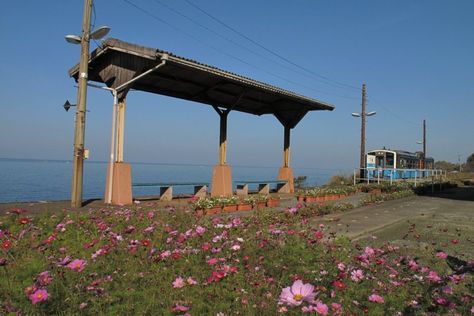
[436,251,448,259]
[368,294,385,303]
[195,226,206,235]
[350,269,364,282]
[315,302,329,315]
[67,259,87,272]
[427,270,441,283]
[29,289,49,305]
[172,277,185,288]
[364,246,375,257]
[279,280,315,306]
[37,271,52,286]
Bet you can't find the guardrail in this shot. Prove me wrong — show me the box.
[353,168,446,185]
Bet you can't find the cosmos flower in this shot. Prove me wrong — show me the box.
[279,280,315,306]
[368,294,385,303]
[67,259,87,272]
[172,277,185,288]
[29,289,49,305]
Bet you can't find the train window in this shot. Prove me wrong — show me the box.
[386,153,394,167]
[376,156,384,167]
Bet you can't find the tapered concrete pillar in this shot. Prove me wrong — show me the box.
[278,125,294,193]
[104,97,132,205]
[211,107,233,197]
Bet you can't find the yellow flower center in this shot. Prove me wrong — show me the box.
[293,294,303,301]
[37,293,43,299]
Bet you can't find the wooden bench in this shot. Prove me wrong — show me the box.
[132,182,208,201]
[234,180,289,196]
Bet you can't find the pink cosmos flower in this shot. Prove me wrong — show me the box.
[427,270,441,283]
[160,250,171,259]
[67,259,87,272]
[287,207,298,215]
[207,258,218,265]
[231,244,241,251]
[231,217,241,227]
[37,271,52,286]
[470,306,474,314]
[172,277,185,288]
[195,226,206,235]
[337,263,345,271]
[29,289,49,305]
[331,303,342,311]
[350,269,364,282]
[364,247,375,257]
[408,259,418,271]
[172,304,189,312]
[315,302,329,315]
[436,251,448,259]
[186,277,198,285]
[279,280,316,306]
[368,294,384,303]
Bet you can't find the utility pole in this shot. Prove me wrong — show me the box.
[423,119,426,169]
[71,0,93,208]
[360,84,367,180]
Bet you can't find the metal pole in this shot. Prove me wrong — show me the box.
[423,119,426,169]
[353,169,356,186]
[71,0,92,208]
[360,84,366,180]
[105,91,118,204]
[283,126,290,168]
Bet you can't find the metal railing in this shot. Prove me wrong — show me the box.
[353,168,446,186]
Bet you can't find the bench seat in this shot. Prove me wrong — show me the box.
[234,180,289,196]
[132,182,208,201]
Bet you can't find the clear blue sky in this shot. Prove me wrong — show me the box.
[1,0,473,169]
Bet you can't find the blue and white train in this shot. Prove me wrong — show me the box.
[366,148,435,180]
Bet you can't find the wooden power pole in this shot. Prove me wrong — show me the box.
[71,0,92,208]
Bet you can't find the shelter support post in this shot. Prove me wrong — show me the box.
[104,96,132,205]
[211,107,233,197]
[278,125,294,193]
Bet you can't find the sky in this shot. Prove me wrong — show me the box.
[1,0,473,170]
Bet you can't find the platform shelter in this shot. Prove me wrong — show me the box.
[69,38,334,205]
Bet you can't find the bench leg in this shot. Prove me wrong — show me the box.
[160,186,173,201]
[258,184,270,195]
[277,182,289,194]
[236,184,248,197]
[194,185,207,198]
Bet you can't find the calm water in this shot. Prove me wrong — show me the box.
[0,158,345,203]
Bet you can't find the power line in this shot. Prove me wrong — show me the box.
[122,0,358,101]
[184,0,361,92]
[152,0,360,99]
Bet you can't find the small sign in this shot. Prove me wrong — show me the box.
[366,155,376,169]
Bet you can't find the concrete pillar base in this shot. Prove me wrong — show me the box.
[278,167,294,193]
[105,162,133,205]
[211,164,233,197]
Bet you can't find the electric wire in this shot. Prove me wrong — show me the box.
[184,0,361,92]
[122,0,358,101]
[152,0,360,100]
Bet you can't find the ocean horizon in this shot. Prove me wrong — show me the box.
[0,157,352,203]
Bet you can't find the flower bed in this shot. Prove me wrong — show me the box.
[192,194,276,215]
[298,186,357,203]
[0,205,471,315]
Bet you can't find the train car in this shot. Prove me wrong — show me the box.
[366,148,434,180]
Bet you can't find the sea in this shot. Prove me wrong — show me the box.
[0,158,349,203]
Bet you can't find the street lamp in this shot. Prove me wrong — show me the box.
[65,0,110,208]
[352,84,376,181]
